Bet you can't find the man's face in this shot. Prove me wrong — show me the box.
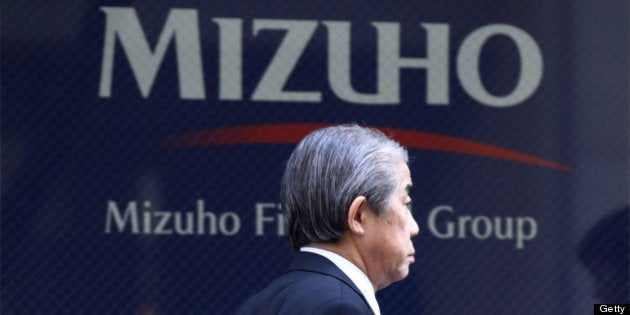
[363,161,419,290]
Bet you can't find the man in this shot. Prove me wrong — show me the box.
[237,124,419,315]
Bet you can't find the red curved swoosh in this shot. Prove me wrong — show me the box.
[162,124,570,171]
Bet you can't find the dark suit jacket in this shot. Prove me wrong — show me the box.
[236,252,375,315]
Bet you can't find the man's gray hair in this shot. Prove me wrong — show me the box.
[281,124,408,250]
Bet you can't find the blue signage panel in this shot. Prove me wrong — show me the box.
[2,1,628,314]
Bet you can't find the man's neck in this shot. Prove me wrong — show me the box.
[307,241,374,290]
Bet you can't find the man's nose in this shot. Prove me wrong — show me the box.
[410,216,420,237]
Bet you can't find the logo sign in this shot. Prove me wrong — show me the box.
[2,2,628,314]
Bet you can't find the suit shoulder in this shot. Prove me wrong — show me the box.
[312,298,372,314]
[281,270,361,298]
[237,270,371,315]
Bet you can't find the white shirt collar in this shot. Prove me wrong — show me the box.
[300,246,381,315]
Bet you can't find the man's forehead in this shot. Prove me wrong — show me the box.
[396,163,412,189]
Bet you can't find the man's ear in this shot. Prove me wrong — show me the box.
[347,196,368,235]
